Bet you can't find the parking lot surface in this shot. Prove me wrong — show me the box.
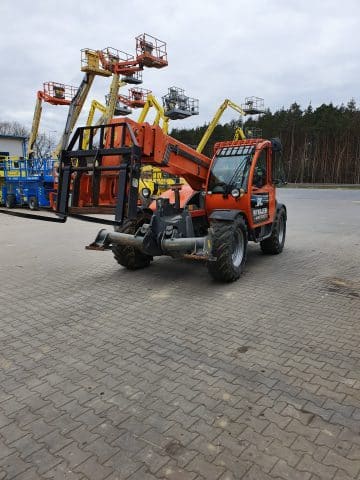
[0,188,359,480]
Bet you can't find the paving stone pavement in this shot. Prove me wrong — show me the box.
[0,188,359,480]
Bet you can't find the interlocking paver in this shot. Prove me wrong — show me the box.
[56,442,92,469]
[0,422,27,444]
[323,450,360,478]
[297,453,337,479]
[1,453,32,478]
[43,462,84,480]
[271,459,312,480]
[74,456,112,479]
[103,450,142,477]
[9,435,42,460]
[1,189,360,479]
[25,447,62,475]
[187,454,225,480]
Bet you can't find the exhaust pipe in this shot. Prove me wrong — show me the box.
[86,228,207,255]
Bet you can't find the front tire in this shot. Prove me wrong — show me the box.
[260,207,286,254]
[29,196,39,211]
[5,194,16,209]
[112,212,153,270]
[207,217,248,282]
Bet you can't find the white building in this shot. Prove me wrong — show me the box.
[0,135,27,159]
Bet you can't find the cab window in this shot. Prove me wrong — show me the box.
[252,150,267,188]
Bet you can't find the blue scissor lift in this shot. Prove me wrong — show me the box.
[1,158,55,210]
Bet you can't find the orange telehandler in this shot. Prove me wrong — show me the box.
[0,115,286,282]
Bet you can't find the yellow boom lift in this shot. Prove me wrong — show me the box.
[54,50,112,157]
[82,84,155,150]
[81,77,128,149]
[137,93,173,197]
[196,96,265,153]
[139,88,200,199]
[138,93,170,133]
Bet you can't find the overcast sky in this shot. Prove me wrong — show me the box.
[1,0,359,142]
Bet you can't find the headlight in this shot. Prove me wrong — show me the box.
[141,187,151,198]
[231,188,240,198]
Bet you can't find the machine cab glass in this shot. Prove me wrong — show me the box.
[252,149,267,189]
[207,145,254,194]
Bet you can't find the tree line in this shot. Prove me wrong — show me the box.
[170,101,360,184]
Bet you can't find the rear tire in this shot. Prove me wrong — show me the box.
[260,207,286,254]
[207,217,248,282]
[5,194,16,209]
[112,212,153,270]
[29,196,39,211]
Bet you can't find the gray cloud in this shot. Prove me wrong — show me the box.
[1,0,359,142]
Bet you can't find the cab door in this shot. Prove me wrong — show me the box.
[249,146,275,228]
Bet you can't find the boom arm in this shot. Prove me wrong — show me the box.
[56,118,212,222]
[104,118,210,190]
[55,74,96,156]
[82,99,107,149]
[196,99,246,153]
[54,49,113,157]
[137,94,169,134]
[104,74,122,123]
[86,100,107,127]
[27,95,42,157]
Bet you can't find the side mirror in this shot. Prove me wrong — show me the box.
[270,137,282,153]
[273,178,287,186]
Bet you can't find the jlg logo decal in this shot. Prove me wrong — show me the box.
[252,207,268,223]
[251,193,269,223]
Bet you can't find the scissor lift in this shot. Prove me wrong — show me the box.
[2,158,55,209]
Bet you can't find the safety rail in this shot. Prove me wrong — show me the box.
[162,87,199,119]
[99,48,136,74]
[2,158,54,179]
[41,82,77,105]
[80,49,112,77]
[136,33,168,68]
[241,97,265,115]
[121,70,143,85]
[118,87,152,108]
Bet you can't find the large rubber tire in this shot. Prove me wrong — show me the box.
[207,217,248,282]
[112,212,153,270]
[260,207,286,254]
[29,196,39,211]
[5,194,16,209]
